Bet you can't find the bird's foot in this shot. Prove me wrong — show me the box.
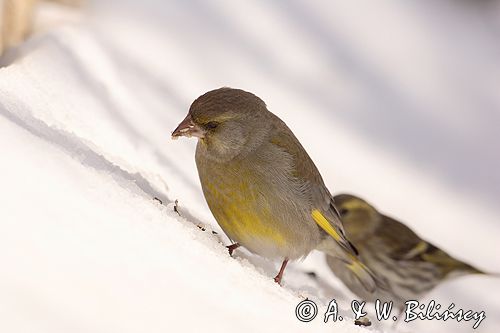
[226,243,240,256]
[273,258,289,286]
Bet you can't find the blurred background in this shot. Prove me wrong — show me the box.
[1,0,499,332]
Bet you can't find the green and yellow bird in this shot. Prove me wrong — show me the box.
[324,194,485,308]
[172,87,378,287]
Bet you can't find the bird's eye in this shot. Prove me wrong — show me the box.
[205,121,219,130]
[339,208,349,216]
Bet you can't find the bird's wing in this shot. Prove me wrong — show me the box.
[268,118,357,256]
[376,215,429,261]
[378,216,483,274]
[266,118,390,292]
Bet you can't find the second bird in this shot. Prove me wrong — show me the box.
[325,194,485,310]
[172,87,378,288]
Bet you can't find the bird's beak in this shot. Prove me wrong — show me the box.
[171,114,205,139]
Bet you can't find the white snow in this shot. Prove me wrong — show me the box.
[1,1,499,332]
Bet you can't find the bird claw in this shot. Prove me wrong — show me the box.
[226,243,240,256]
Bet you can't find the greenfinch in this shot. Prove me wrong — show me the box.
[325,194,484,309]
[172,87,378,287]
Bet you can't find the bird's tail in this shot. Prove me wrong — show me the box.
[420,244,490,279]
[318,237,389,293]
[312,209,388,293]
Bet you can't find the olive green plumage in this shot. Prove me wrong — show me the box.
[325,194,484,307]
[172,87,377,287]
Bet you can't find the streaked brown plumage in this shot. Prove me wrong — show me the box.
[325,194,484,308]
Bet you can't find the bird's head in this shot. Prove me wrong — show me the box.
[334,194,381,240]
[172,87,271,161]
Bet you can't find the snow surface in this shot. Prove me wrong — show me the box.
[1,1,499,332]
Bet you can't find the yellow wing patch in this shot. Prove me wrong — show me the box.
[311,209,341,241]
[403,241,428,259]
